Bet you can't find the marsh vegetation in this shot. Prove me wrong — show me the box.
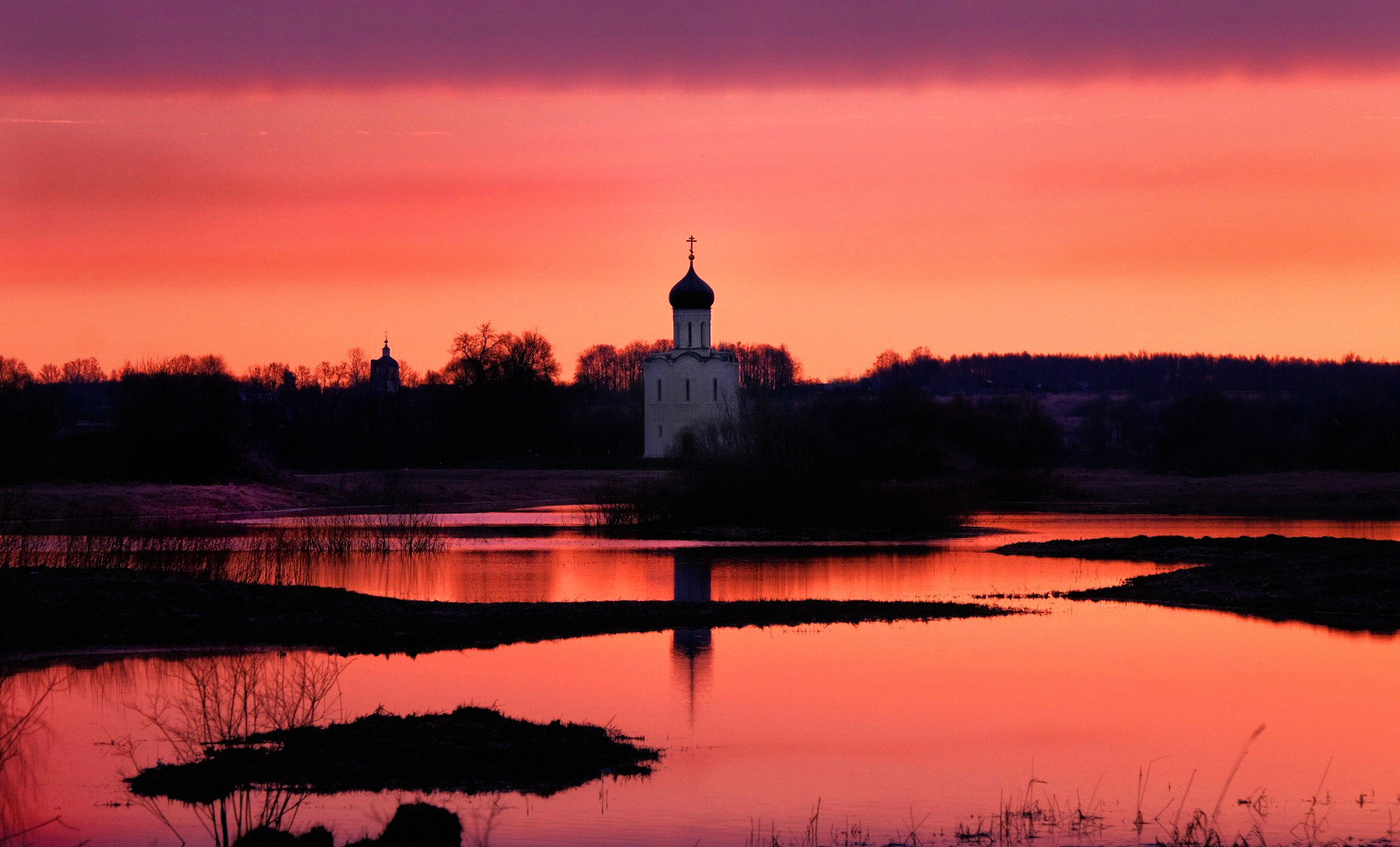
[0,505,445,582]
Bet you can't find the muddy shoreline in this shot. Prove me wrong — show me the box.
[0,566,1013,668]
[1040,468,1400,519]
[0,468,664,523]
[997,534,1400,634]
[12,467,1400,523]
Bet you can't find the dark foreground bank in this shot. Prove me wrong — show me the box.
[128,705,660,804]
[997,535,1400,634]
[0,567,1012,666]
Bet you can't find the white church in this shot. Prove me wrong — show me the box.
[643,240,741,458]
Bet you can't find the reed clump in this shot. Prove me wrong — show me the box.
[6,511,239,575]
[249,512,446,559]
[953,776,1105,846]
[0,506,445,583]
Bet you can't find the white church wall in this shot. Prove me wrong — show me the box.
[643,352,739,458]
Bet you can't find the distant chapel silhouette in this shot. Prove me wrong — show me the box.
[370,337,400,393]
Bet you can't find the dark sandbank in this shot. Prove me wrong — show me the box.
[0,567,1012,667]
[996,535,1400,634]
[127,705,660,804]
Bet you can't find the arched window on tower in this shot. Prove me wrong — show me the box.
[687,323,693,347]
[685,379,691,401]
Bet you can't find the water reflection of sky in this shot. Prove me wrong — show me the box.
[237,512,1400,605]
[10,513,1400,846]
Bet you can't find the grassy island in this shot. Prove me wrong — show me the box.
[996,534,1400,634]
[127,705,660,804]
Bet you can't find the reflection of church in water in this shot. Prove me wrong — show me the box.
[671,551,715,725]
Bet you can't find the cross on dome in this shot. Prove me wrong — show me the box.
[669,237,715,310]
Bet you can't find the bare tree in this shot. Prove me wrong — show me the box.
[575,340,669,392]
[446,323,509,386]
[117,355,229,379]
[345,348,369,385]
[0,358,31,390]
[719,343,803,390]
[313,360,348,389]
[243,363,293,392]
[866,349,902,378]
[575,344,621,391]
[123,654,347,847]
[61,358,105,383]
[447,324,558,387]
[502,330,559,384]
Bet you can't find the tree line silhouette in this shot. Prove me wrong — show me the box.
[5,339,1400,483]
[0,332,803,482]
[860,349,1400,474]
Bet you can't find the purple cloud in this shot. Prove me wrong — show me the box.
[2,1,1397,92]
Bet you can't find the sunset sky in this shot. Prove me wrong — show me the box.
[3,2,1399,381]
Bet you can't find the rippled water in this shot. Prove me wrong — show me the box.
[6,513,1400,846]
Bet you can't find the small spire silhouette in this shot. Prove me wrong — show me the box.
[686,235,697,263]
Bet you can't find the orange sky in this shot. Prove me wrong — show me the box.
[4,23,1400,380]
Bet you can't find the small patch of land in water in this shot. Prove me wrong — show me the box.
[0,567,1013,668]
[127,705,660,804]
[996,535,1400,634]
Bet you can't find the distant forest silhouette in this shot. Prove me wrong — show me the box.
[4,335,1400,482]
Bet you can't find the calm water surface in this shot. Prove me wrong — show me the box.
[6,513,1400,846]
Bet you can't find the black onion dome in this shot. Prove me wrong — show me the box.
[668,261,715,309]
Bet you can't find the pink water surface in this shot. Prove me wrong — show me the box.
[6,514,1399,846]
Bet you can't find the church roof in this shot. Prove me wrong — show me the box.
[645,348,738,366]
[669,260,715,310]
